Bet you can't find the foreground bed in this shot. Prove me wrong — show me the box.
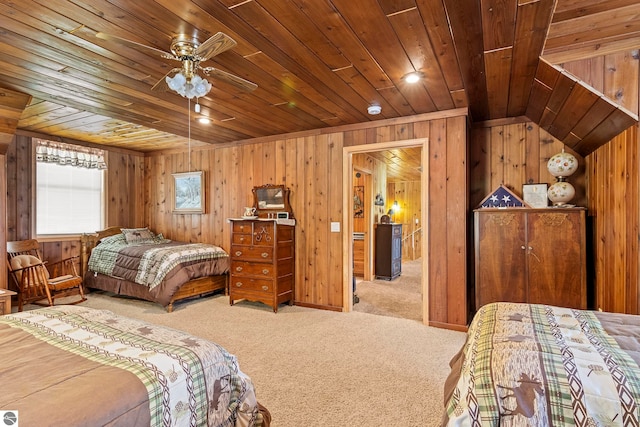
[0,305,270,426]
[81,226,229,312]
[442,302,640,426]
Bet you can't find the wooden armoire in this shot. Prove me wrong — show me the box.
[374,223,402,280]
[474,208,587,311]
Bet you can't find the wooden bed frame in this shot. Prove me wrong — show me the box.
[80,226,228,312]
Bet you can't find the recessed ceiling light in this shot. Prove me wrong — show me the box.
[403,72,423,84]
[197,117,211,124]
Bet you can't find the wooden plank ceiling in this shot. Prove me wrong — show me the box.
[0,0,639,166]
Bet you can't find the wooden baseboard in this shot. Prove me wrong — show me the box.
[427,320,468,332]
[294,301,343,312]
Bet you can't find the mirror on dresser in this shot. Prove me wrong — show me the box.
[252,184,294,218]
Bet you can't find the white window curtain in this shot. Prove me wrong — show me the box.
[35,139,107,170]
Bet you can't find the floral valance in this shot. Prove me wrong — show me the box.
[35,139,107,170]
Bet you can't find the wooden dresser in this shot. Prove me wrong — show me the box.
[474,208,587,311]
[374,223,402,280]
[229,219,295,312]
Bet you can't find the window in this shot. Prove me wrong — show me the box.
[35,139,106,235]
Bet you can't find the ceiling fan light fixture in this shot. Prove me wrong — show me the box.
[166,71,212,99]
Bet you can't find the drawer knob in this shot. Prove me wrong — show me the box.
[235,266,243,272]
[235,282,243,287]
[262,286,269,291]
[235,251,242,256]
[239,237,245,242]
[262,269,269,275]
[261,252,268,258]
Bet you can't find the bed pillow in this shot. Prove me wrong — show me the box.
[99,233,127,245]
[121,227,156,244]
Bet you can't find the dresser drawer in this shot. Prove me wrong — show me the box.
[232,233,253,245]
[230,277,273,293]
[232,222,253,233]
[231,245,273,261]
[231,261,274,277]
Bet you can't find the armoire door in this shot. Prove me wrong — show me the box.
[526,210,586,308]
[475,211,527,309]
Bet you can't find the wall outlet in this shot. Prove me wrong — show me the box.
[330,222,340,232]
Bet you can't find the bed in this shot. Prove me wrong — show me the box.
[442,302,640,426]
[81,226,229,312]
[0,304,270,426]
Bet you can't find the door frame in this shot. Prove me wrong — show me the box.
[342,138,429,324]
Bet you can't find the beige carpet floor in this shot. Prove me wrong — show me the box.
[353,258,423,322]
[22,291,466,426]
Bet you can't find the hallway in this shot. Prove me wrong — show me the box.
[352,258,422,322]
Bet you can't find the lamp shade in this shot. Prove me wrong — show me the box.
[547,151,578,178]
[166,71,212,99]
[548,181,576,205]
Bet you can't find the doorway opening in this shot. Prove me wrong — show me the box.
[342,138,429,324]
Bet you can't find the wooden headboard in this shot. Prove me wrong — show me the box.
[79,226,123,277]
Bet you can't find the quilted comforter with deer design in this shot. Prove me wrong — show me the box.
[442,302,640,426]
[0,305,265,427]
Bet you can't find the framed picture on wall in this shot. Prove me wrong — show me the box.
[353,186,364,218]
[523,183,548,208]
[172,171,205,214]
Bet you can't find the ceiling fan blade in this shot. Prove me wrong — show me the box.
[96,32,175,60]
[151,68,181,91]
[202,67,258,92]
[196,32,238,61]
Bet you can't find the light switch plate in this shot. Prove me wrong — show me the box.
[330,222,340,232]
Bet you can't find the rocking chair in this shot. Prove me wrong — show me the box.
[6,239,86,312]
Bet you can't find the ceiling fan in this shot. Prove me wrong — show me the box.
[96,31,258,97]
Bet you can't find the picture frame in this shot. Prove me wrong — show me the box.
[172,171,205,214]
[353,186,364,218]
[523,183,548,208]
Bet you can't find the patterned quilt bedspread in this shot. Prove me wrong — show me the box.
[0,305,262,427]
[88,232,229,290]
[442,302,640,426]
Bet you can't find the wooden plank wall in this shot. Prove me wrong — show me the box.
[562,51,640,314]
[144,111,469,327]
[587,127,639,313]
[387,181,423,261]
[0,88,33,289]
[0,152,6,290]
[469,121,585,210]
[6,135,33,243]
